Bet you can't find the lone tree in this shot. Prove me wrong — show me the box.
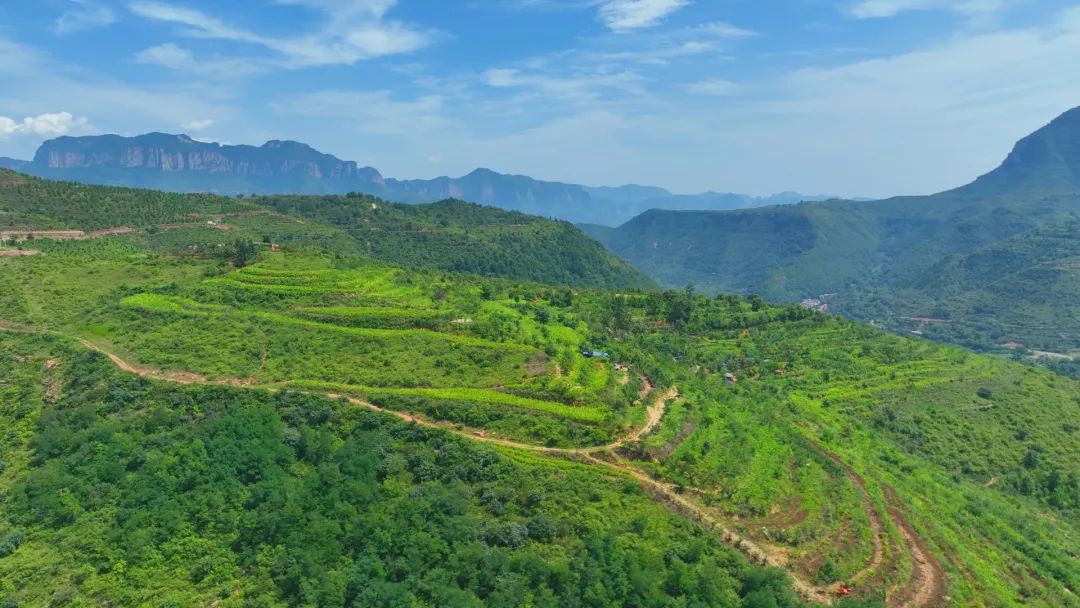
[231,238,257,268]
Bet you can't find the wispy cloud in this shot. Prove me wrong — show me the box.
[599,0,691,32]
[847,0,1006,19]
[683,78,743,96]
[0,112,92,138]
[135,43,264,77]
[181,118,215,131]
[272,90,449,136]
[55,0,118,34]
[127,0,431,67]
[695,21,757,38]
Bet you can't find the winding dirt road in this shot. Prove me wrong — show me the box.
[1,322,945,607]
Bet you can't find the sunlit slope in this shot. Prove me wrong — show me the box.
[0,169,654,290]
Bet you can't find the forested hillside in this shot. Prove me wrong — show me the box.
[255,193,656,290]
[587,107,1080,372]
[0,170,653,290]
[0,185,1078,606]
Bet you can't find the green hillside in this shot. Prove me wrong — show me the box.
[0,178,1078,606]
[255,193,656,290]
[0,170,654,290]
[588,108,1080,371]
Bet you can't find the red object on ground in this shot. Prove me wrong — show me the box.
[837,585,852,596]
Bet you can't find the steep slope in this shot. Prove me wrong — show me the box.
[847,218,1080,366]
[7,134,832,225]
[0,169,653,289]
[956,105,1080,197]
[592,107,1080,364]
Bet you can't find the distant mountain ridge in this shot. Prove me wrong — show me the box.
[0,133,836,226]
[586,105,1080,367]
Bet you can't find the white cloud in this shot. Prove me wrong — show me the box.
[276,0,398,19]
[0,112,92,139]
[848,0,1006,19]
[599,0,691,32]
[181,119,215,131]
[135,42,194,68]
[706,5,1080,196]
[0,34,240,159]
[684,79,742,96]
[56,0,118,34]
[128,0,431,67]
[272,90,448,136]
[481,67,647,108]
[696,21,757,38]
[134,43,263,77]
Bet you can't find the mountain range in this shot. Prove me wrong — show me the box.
[3,112,1080,607]
[0,134,835,226]
[585,105,1080,371]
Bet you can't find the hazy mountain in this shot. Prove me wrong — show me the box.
[588,106,1080,364]
[24,133,385,194]
[5,133,834,226]
[0,157,31,172]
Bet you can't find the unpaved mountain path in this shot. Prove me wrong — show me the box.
[812,440,887,587]
[810,439,945,607]
[1,321,946,607]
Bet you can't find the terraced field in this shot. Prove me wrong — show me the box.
[1,228,1077,607]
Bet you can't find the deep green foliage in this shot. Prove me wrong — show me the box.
[0,170,654,290]
[255,194,657,289]
[0,333,798,608]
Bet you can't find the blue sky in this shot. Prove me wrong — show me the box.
[1,0,1079,197]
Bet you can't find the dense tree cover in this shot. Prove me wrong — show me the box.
[832,218,1080,376]
[0,170,655,291]
[255,194,657,290]
[0,169,250,230]
[0,333,801,608]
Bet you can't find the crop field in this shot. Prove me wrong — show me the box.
[0,243,640,448]
[598,294,1080,606]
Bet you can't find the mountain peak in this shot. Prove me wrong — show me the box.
[463,167,502,179]
[261,139,316,152]
[957,105,1080,197]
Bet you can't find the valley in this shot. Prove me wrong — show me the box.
[586,107,1080,377]
[4,4,1079,607]
[1,174,1078,606]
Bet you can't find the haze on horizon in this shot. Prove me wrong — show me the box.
[1,0,1079,199]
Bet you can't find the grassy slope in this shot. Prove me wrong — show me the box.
[594,192,1080,371]
[596,293,1080,606]
[0,169,654,291]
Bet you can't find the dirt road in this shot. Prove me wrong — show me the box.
[1,323,946,607]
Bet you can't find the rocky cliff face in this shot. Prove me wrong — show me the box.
[33,133,384,186]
